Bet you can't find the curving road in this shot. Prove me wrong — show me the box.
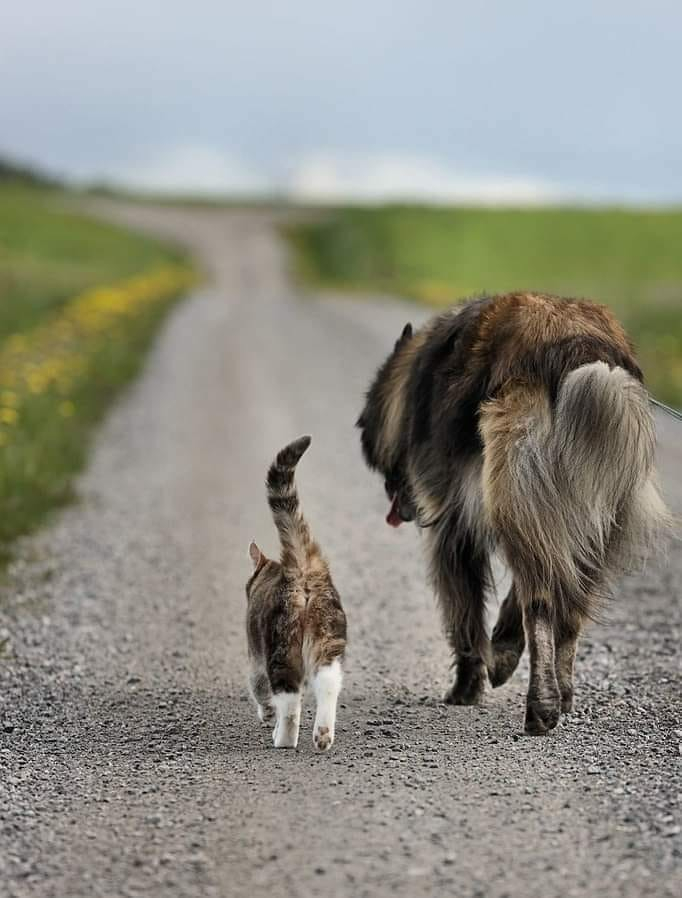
[1,204,680,898]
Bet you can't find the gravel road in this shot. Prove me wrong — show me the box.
[1,205,680,898]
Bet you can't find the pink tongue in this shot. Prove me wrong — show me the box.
[386,495,403,528]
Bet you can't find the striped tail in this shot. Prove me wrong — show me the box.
[267,435,318,571]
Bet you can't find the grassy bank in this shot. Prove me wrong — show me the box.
[288,206,682,405]
[0,185,195,558]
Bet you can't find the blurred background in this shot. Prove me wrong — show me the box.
[1,1,681,553]
[3,1,682,204]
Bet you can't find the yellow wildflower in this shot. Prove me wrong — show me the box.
[1,390,19,407]
[0,263,194,413]
[26,371,49,394]
[0,407,18,425]
[6,334,27,353]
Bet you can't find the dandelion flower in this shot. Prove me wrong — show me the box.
[0,390,19,407]
[0,407,18,425]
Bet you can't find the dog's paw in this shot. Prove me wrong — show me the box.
[524,698,561,736]
[488,642,524,688]
[443,685,485,706]
[443,667,486,706]
[559,687,574,714]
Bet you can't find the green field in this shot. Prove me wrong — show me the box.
[288,206,682,405]
[0,184,186,338]
[0,184,194,559]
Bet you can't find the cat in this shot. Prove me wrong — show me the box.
[246,435,347,750]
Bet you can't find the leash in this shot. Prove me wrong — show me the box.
[649,395,682,422]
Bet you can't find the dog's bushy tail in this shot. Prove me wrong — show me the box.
[482,362,670,618]
[267,435,320,572]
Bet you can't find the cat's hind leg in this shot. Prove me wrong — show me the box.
[267,645,304,748]
[271,691,302,748]
[248,668,275,726]
[312,659,343,751]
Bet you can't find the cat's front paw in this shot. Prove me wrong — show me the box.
[313,725,333,752]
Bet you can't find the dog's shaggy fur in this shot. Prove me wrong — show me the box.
[358,292,668,734]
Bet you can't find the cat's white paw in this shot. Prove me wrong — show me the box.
[273,722,299,749]
[271,692,301,748]
[311,661,342,752]
[313,725,334,751]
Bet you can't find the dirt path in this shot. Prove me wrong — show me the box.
[1,205,679,898]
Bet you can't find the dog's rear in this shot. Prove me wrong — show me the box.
[481,360,668,610]
[481,361,666,611]
[480,358,669,732]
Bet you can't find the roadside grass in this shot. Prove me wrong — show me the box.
[287,205,682,405]
[0,184,186,337]
[0,184,195,557]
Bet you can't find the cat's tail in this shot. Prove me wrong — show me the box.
[267,435,321,572]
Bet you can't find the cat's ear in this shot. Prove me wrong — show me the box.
[248,541,264,569]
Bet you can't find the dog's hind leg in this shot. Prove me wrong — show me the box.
[489,583,525,687]
[480,383,562,732]
[523,599,562,735]
[554,609,583,713]
[426,523,491,706]
[522,595,581,731]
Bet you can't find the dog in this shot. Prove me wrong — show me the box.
[357,292,668,734]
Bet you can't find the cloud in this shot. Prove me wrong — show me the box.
[92,143,567,204]
[286,152,564,205]
[102,144,272,195]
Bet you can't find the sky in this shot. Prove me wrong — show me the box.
[1,1,681,203]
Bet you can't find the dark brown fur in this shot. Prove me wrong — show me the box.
[358,292,668,734]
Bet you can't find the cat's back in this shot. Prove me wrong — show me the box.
[246,563,306,657]
[301,566,347,663]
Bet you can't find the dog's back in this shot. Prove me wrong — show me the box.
[406,294,666,588]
